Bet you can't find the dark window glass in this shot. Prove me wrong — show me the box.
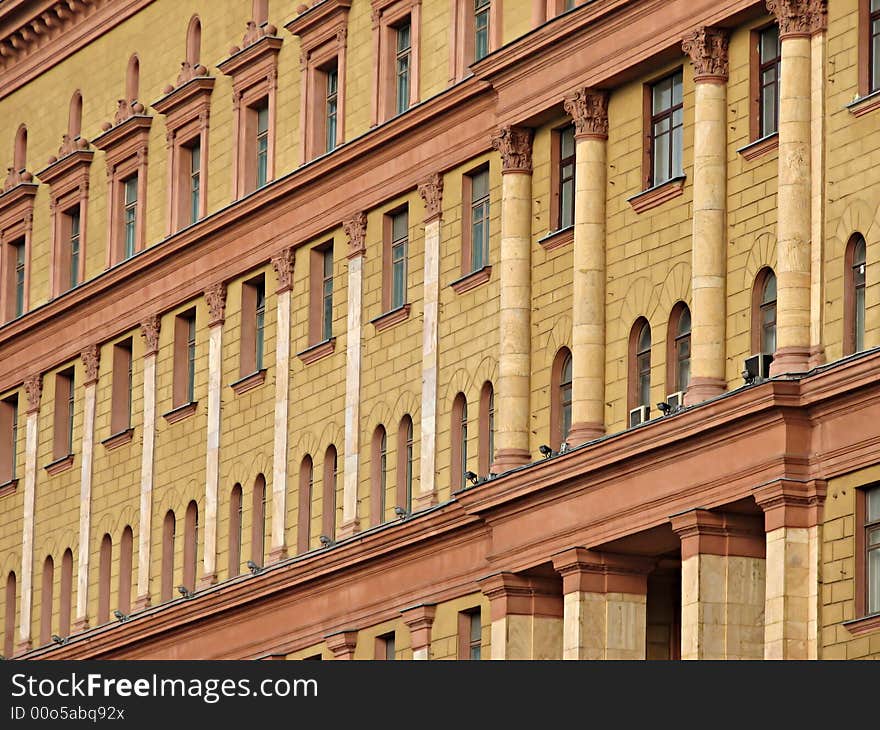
[470,170,490,271]
[650,72,683,187]
[759,25,781,137]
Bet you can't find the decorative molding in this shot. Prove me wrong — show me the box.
[847,89,880,118]
[297,338,336,365]
[230,369,266,395]
[681,26,729,82]
[44,453,74,476]
[370,304,411,332]
[3,166,34,193]
[765,0,827,39]
[627,175,686,214]
[162,401,197,425]
[139,315,161,356]
[152,76,214,119]
[538,226,574,252]
[0,478,18,499]
[271,247,295,293]
[737,133,779,161]
[101,428,134,450]
[491,125,533,174]
[843,613,880,637]
[343,212,367,259]
[24,373,42,414]
[285,0,352,42]
[204,282,227,327]
[563,88,609,139]
[450,265,492,294]
[80,344,100,385]
[417,173,444,222]
[237,20,279,54]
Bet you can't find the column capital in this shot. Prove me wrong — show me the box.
[681,26,729,83]
[80,344,101,386]
[563,87,609,140]
[670,508,765,560]
[766,0,827,39]
[139,315,161,356]
[24,373,42,414]
[551,548,654,595]
[754,478,826,531]
[478,572,563,621]
[491,125,533,174]
[343,211,367,260]
[270,246,295,294]
[401,603,436,651]
[204,282,227,327]
[417,173,444,223]
[324,629,358,660]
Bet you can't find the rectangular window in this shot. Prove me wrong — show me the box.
[189,140,201,224]
[240,275,266,377]
[123,176,137,260]
[376,632,396,660]
[0,394,18,484]
[866,486,880,615]
[111,339,133,435]
[553,124,576,231]
[385,209,408,311]
[13,240,24,318]
[256,105,269,189]
[469,168,490,272]
[173,310,196,407]
[325,66,339,154]
[649,71,683,187]
[322,247,333,341]
[474,0,490,62]
[68,209,80,290]
[759,25,781,138]
[874,0,880,92]
[309,243,334,345]
[458,609,482,659]
[395,22,411,115]
[53,369,74,461]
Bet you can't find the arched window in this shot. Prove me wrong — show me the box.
[13,124,27,173]
[229,483,243,577]
[40,556,54,645]
[322,446,337,540]
[478,381,494,477]
[629,319,651,410]
[186,16,202,66]
[126,55,140,103]
[161,510,176,602]
[4,571,15,658]
[183,501,199,592]
[397,415,414,512]
[752,267,777,355]
[297,455,313,553]
[667,304,691,394]
[118,526,133,615]
[68,92,83,140]
[371,426,387,526]
[846,234,867,355]
[451,393,468,490]
[252,474,266,565]
[59,549,73,638]
[98,534,112,624]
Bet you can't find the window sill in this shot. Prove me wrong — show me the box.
[101,428,134,450]
[0,478,18,498]
[230,369,267,395]
[627,175,686,214]
[162,401,198,425]
[297,338,336,365]
[450,265,492,294]
[44,454,74,476]
[846,89,880,118]
[737,133,779,162]
[538,226,573,252]
[370,304,411,333]
[843,612,880,636]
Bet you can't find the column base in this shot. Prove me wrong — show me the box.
[768,346,810,377]
[491,448,531,474]
[72,616,89,633]
[267,545,288,564]
[16,638,32,656]
[566,421,604,446]
[412,491,437,511]
[197,572,218,591]
[808,344,826,369]
[133,594,151,612]
[684,377,726,406]
[336,520,359,539]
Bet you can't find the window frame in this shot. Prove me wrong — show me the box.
[749,22,781,143]
[550,348,572,451]
[666,303,691,395]
[461,164,491,277]
[382,206,409,313]
[110,338,133,437]
[628,319,652,412]
[240,274,267,378]
[375,631,396,660]
[643,68,684,190]
[173,309,197,409]
[451,393,468,490]
[252,474,267,566]
[550,123,576,233]
[450,0,502,82]
[0,394,18,486]
[478,381,494,477]
[371,0,421,125]
[844,233,867,356]
[309,242,335,347]
[371,425,388,526]
[856,484,880,618]
[751,267,777,356]
[859,0,880,97]
[397,415,414,512]
[457,607,482,659]
[297,455,314,554]
[229,483,243,577]
[322,445,338,540]
[52,368,75,462]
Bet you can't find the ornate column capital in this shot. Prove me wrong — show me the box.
[563,88,609,140]
[24,374,42,414]
[417,173,444,223]
[271,247,295,293]
[491,125,533,174]
[766,0,827,39]
[681,26,730,83]
[344,212,367,260]
[204,282,227,327]
[80,344,101,386]
[139,315,161,356]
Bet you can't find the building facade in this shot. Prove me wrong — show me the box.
[0,0,878,660]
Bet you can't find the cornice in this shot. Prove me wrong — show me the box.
[151,76,215,118]
[284,0,352,40]
[36,149,94,188]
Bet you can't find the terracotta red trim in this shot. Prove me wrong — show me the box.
[44,453,74,476]
[551,548,654,595]
[843,613,880,637]
[162,401,197,425]
[627,176,686,214]
[670,508,765,560]
[847,89,880,117]
[230,369,266,395]
[737,133,779,161]
[101,428,134,450]
[450,266,492,294]
[297,338,336,365]
[370,304,411,332]
[478,572,564,621]
[401,602,436,651]
[0,477,18,498]
[538,226,573,252]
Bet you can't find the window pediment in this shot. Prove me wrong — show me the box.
[285,0,352,52]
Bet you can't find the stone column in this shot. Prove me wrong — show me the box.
[682,28,729,404]
[563,88,608,444]
[478,572,563,660]
[73,345,100,632]
[754,478,825,660]
[808,6,827,366]
[201,282,226,587]
[490,126,533,472]
[325,629,358,660]
[17,374,41,654]
[338,213,366,537]
[766,0,824,376]
[416,174,443,508]
[268,249,293,561]
[552,548,653,660]
[401,603,436,660]
[671,509,766,660]
[135,316,160,609]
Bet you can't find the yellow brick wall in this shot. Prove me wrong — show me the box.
[0,384,25,647]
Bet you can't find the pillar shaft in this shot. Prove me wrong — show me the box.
[491,127,533,472]
[74,352,98,629]
[808,29,826,366]
[17,375,41,653]
[135,344,157,608]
